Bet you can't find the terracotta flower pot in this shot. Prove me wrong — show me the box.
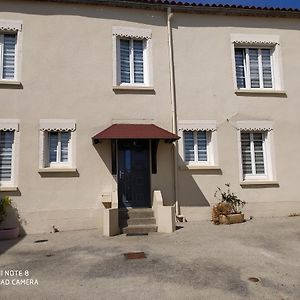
[0,226,20,240]
[219,213,244,225]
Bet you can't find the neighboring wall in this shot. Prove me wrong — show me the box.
[0,0,174,233]
[172,13,300,220]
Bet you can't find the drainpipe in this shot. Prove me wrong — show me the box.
[167,7,181,217]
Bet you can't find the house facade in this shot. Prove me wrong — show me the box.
[0,0,300,234]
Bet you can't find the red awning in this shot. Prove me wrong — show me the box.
[92,124,179,142]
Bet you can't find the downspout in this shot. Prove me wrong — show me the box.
[167,7,181,217]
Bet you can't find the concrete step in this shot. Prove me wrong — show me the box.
[123,224,158,234]
[119,208,154,219]
[127,217,156,226]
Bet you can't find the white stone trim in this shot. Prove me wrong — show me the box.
[112,26,152,40]
[112,26,153,87]
[39,120,76,170]
[0,20,23,82]
[236,120,273,131]
[230,33,284,91]
[40,119,76,132]
[178,120,219,167]
[236,122,276,183]
[0,119,19,131]
[0,19,22,32]
[178,120,217,132]
[0,120,20,188]
[231,34,280,46]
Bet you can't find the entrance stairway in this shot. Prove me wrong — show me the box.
[119,208,157,234]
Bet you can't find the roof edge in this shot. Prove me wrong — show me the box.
[30,0,300,18]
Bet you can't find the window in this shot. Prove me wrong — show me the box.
[48,132,71,166]
[241,132,267,179]
[0,20,22,83]
[119,39,145,84]
[179,121,218,168]
[237,120,275,182]
[184,131,210,164]
[0,33,17,80]
[0,131,14,183]
[39,120,76,170]
[113,27,152,87]
[235,47,274,89]
[0,119,19,188]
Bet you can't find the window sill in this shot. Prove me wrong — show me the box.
[0,186,18,192]
[38,168,77,173]
[235,89,286,96]
[179,165,221,171]
[113,85,154,91]
[240,180,279,187]
[0,80,22,87]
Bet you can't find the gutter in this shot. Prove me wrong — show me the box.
[167,7,181,218]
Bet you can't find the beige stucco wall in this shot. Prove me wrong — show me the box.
[1,1,300,233]
[0,1,174,234]
[172,13,300,220]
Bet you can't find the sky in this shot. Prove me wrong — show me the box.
[187,1,300,9]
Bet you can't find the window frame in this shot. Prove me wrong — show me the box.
[117,37,147,86]
[240,131,268,180]
[183,130,212,166]
[234,46,275,90]
[47,131,72,168]
[0,131,15,186]
[0,20,23,83]
[178,120,219,168]
[231,34,284,92]
[39,120,76,171]
[236,121,275,183]
[0,33,17,81]
[112,27,153,88]
[0,119,20,189]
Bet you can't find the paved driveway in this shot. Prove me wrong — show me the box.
[0,217,300,299]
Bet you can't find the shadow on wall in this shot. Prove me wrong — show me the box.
[0,191,26,255]
[93,139,117,184]
[2,2,300,31]
[177,155,222,207]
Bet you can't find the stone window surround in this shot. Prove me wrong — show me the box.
[0,119,20,191]
[178,120,219,170]
[231,33,285,94]
[39,119,77,172]
[112,26,153,90]
[0,19,23,85]
[236,120,277,185]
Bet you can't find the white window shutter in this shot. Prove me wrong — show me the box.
[120,39,130,83]
[183,131,195,162]
[261,49,273,88]
[60,132,71,163]
[133,40,144,83]
[234,48,246,88]
[248,48,260,88]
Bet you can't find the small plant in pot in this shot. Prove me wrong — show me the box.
[212,183,246,225]
[0,196,20,240]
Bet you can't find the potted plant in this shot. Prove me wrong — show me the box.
[0,196,20,240]
[212,183,246,225]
